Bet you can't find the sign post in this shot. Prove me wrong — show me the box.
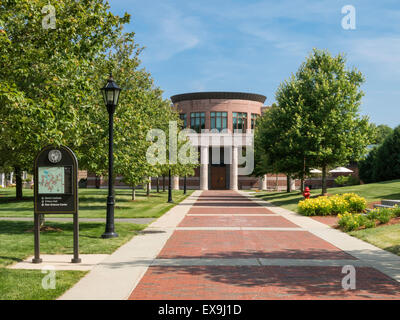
[33,146,81,264]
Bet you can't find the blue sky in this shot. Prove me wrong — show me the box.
[108,0,400,128]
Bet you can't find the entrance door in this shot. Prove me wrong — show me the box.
[211,166,226,190]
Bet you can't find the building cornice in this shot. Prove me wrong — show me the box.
[171,92,267,104]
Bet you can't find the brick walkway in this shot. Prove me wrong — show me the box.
[129,191,400,300]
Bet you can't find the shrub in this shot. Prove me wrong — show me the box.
[298,196,333,216]
[298,193,366,216]
[338,212,375,231]
[334,175,360,187]
[392,205,400,217]
[334,175,349,187]
[377,208,394,224]
[338,212,364,231]
[367,208,394,224]
[347,195,367,212]
[330,195,349,215]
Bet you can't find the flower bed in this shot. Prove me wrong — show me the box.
[338,206,400,232]
[298,193,367,216]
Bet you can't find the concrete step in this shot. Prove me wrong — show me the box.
[373,204,397,209]
[381,200,400,207]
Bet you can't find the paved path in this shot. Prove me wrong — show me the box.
[128,190,400,300]
[0,217,154,224]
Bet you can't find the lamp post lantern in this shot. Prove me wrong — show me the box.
[101,74,121,239]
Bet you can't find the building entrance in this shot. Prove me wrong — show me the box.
[211,166,227,190]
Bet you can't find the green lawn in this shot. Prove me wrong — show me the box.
[0,187,193,218]
[349,224,400,256]
[253,179,400,212]
[0,221,146,300]
[0,269,86,300]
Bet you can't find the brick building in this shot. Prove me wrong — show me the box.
[87,91,299,191]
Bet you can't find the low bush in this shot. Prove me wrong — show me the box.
[337,213,372,232]
[298,193,366,216]
[339,207,396,231]
[392,205,400,217]
[334,175,360,187]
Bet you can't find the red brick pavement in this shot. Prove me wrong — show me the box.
[179,215,299,228]
[157,230,356,260]
[129,266,400,300]
[188,207,275,214]
[128,190,400,300]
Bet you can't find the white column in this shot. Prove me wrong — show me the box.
[259,174,267,190]
[148,177,152,190]
[200,146,209,190]
[230,146,238,190]
[173,176,180,190]
[0,173,4,188]
[9,172,13,185]
[291,178,296,191]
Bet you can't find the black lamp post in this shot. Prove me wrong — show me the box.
[168,169,173,203]
[101,74,121,239]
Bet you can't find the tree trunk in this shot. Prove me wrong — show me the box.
[301,157,306,193]
[275,174,278,191]
[162,176,166,192]
[321,165,328,196]
[286,175,291,193]
[95,175,100,189]
[146,180,150,197]
[156,177,160,193]
[15,167,23,200]
[133,186,136,200]
[184,176,187,195]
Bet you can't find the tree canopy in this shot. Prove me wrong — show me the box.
[0,0,197,199]
[255,49,374,194]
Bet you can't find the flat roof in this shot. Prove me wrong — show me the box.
[171,92,267,104]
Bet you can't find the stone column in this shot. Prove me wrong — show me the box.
[230,146,238,190]
[0,173,4,188]
[291,178,296,191]
[259,174,267,190]
[200,146,209,190]
[173,176,180,190]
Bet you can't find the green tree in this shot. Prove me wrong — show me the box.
[254,93,311,193]
[295,50,374,194]
[368,126,400,182]
[372,124,393,145]
[255,49,374,195]
[0,0,129,199]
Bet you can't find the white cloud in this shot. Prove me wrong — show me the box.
[350,37,400,66]
[135,3,203,62]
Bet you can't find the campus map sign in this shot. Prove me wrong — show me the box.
[33,145,80,264]
[34,146,77,214]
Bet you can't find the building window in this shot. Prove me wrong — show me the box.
[179,113,187,128]
[251,113,259,130]
[233,112,248,133]
[210,112,227,132]
[190,112,205,133]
